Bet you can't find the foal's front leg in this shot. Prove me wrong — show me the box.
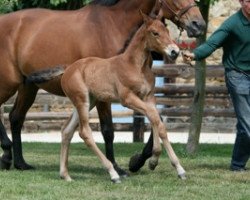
[122,94,186,179]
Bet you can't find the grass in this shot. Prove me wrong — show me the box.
[0,142,249,200]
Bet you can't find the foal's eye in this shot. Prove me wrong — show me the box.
[151,31,159,37]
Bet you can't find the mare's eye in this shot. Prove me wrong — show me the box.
[151,31,159,37]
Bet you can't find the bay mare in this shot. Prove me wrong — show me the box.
[27,13,185,182]
[0,0,205,177]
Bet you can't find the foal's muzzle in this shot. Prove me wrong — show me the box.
[165,44,180,60]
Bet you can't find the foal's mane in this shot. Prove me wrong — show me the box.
[91,0,120,6]
[117,22,143,54]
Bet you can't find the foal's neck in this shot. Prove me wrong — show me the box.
[123,25,152,68]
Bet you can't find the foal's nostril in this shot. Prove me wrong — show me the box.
[171,50,179,59]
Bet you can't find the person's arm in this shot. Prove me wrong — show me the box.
[183,20,231,62]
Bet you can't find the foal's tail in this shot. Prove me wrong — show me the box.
[25,65,65,84]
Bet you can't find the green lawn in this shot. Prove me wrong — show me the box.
[0,142,249,200]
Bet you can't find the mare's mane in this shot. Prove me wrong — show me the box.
[91,0,120,6]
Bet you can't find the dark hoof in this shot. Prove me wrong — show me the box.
[148,158,158,171]
[14,162,35,170]
[111,178,121,184]
[115,167,129,178]
[0,157,12,170]
[129,153,146,172]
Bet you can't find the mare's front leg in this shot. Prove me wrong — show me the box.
[9,84,38,170]
[96,101,128,177]
[0,119,13,170]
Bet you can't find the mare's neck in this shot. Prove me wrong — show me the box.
[111,0,157,28]
[114,0,156,13]
[123,25,151,68]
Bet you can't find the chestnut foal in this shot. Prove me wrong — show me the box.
[27,13,185,182]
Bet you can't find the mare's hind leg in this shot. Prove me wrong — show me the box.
[9,84,38,170]
[60,109,79,181]
[96,101,128,177]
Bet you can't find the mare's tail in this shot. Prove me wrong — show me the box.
[25,65,65,84]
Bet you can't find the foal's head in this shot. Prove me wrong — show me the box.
[142,13,179,61]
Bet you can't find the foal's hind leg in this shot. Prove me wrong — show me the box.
[96,101,128,177]
[60,109,79,181]
[62,78,120,183]
[9,84,38,170]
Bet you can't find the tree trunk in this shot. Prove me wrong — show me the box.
[186,0,210,154]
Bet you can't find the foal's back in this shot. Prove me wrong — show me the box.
[61,15,176,102]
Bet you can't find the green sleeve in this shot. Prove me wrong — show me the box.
[193,21,230,61]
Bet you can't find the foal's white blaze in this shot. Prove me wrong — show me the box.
[164,44,180,59]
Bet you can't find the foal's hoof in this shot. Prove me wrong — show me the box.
[148,158,158,171]
[111,178,121,184]
[129,153,146,172]
[178,173,187,180]
[0,157,12,170]
[60,175,73,182]
[14,162,35,170]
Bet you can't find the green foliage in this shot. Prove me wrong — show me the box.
[0,0,17,13]
[15,0,92,9]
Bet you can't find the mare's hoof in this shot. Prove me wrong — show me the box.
[129,153,145,172]
[148,158,158,171]
[0,157,12,170]
[178,173,187,180]
[111,178,121,184]
[14,162,35,170]
[114,166,129,178]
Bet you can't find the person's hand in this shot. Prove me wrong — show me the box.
[182,51,195,64]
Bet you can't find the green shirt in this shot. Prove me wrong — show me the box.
[193,9,250,71]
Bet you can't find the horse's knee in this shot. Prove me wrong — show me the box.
[79,127,93,146]
[158,122,168,140]
[61,127,75,144]
[152,145,162,157]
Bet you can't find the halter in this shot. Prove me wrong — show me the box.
[159,0,198,28]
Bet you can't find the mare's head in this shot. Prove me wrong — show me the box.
[142,13,179,61]
[159,0,206,37]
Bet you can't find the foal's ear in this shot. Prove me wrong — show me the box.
[156,9,164,20]
[139,10,153,24]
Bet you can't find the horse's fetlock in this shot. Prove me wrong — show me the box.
[153,147,162,157]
